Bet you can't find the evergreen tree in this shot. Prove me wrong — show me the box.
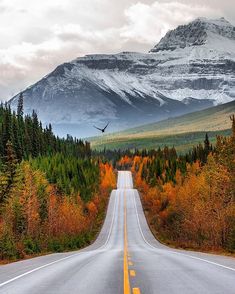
[2,106,12,154]
[204,133,210,158]
[17,93,24,118]
[0,103,91,163]
[0,141,18,202]
[32,110,39,157]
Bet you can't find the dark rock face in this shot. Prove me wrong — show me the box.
[9,18,235,138]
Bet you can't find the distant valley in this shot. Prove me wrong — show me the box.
[90,100,235,152]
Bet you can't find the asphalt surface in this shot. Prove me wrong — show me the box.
[0,171,235,294]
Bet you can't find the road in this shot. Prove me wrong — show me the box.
[0,171,235,294]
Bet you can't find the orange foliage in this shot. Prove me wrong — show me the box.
[87,201,98,217]
[118,155,132,167]
[100,162,116,190]
[0,161,116,260]
[135,153,235,250]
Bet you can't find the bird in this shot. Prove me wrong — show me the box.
[93,122,109,133]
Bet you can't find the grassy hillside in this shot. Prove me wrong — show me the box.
[90,101,235,152]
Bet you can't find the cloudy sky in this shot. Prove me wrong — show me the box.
[0,0,234,101]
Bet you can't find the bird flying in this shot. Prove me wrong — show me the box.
[93,122,109,133]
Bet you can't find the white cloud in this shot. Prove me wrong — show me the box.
[0,0,234,101]
[121,1,221,44]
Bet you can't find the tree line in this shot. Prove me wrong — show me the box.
[0,94,91,163]
[0,95,116,260]
[117,119,235,252]
[0,161,116,260]
[30,154,99,202]
[96,132,213,172]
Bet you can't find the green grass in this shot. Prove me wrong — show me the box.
[119,100,235,136]
[90,101,235,153]
[92,130,231,153]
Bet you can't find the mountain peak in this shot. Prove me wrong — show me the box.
[190,17,234,30]
[150,17,235,53]
[193,17,232,26]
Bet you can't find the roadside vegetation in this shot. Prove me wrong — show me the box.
[116,118,235,252]
[0,98,116,261]
[0,93,234,261]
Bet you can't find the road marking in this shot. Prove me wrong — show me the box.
[128,261,133,266]
[130,270,136,277]
[132,190,235,273]
[133,288,141,294]
[0,190,120,288]
[102,190,119,248]
[0,254,79,288]
[124,188,131,294]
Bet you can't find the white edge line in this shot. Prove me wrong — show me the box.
[133,189,235,273]
[0,254,79,288]
[102,189,118,248]
[0,189,119,288]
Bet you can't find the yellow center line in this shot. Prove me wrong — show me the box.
[123,172,141,294]
[130,270,136,277]
[124,179,130,294]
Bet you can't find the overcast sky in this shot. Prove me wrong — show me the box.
[0,0,234,101]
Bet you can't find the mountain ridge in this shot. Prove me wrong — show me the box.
[9,17,235,138]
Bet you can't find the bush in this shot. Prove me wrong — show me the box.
[226,218,235,252]
[0,227,18,260]
[48,239,65,252]
[23,238,41,255]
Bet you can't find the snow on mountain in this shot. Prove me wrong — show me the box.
[150,17,235,53]
[9,18,235,137]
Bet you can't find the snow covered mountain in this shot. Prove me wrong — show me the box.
[9,17,235,137]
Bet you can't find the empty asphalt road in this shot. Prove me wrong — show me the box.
[0,171,235,294]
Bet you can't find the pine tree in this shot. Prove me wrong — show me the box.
[203,133,210,163]
[32,110,40,157]
[2,105,12,153]
[12,115,23,160]
[5,140,18,182]
[16,93,24,160]
[204,133,210,152]
[0,140,18,202]
[17,93,24,118]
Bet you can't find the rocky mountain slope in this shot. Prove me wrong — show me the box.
[9,17,235,137]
